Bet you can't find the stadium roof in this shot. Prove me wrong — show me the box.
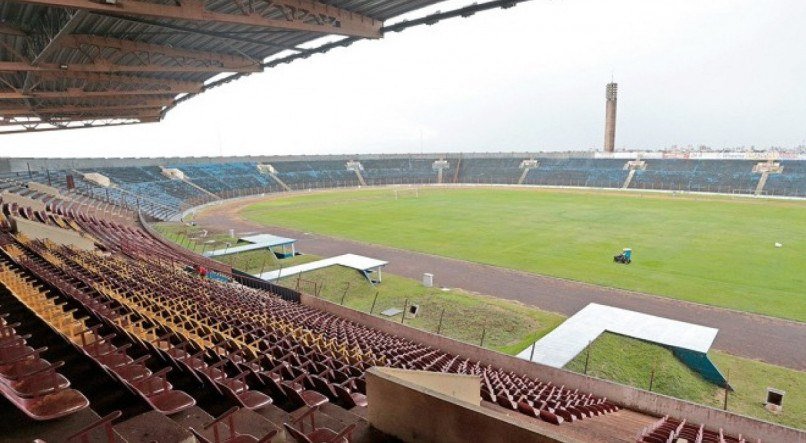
[0,0,528,134]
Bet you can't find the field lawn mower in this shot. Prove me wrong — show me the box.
[614,248,632,264]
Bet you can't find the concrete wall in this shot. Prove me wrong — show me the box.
[13,217,96,251]
[375,367,481,405]
[1,191,47,212]
[300,294,805,443]
[27,182,60,197]
[366,367,569,443]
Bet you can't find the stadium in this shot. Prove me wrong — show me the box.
[0,1,804,443]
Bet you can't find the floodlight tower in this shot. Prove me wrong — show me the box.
[604,82,618,152]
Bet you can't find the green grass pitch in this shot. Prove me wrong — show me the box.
[240,187,805,321]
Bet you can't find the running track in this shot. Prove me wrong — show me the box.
[195,198,806,371]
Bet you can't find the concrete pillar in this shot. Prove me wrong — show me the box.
[604,82,618,152]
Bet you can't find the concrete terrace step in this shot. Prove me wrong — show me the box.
[176,406,280,442]
[230,408,282,442]
[115,410,194,443]
[171,406,217,440]
[0,407,128,443]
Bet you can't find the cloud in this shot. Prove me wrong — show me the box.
[3,0,804,158]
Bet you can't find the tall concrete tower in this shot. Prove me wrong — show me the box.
[604,82,618,152]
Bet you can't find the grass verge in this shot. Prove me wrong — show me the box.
[564,332,805,429]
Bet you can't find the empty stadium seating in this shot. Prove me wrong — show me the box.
[271,161,359,190]
[77,166,212,219]
[2,156,803,223]
[524,158,628,188]
[0,229,620,429]
[360,158,437,185]
[762,160,806,197]
[636,415,755,443]
[630,160,760,194]
[169,163,275,196]
[456,157,524,184]
[0,302,90,421]
[0,185,782,441]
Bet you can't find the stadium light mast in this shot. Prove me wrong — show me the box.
[604,82,618,152]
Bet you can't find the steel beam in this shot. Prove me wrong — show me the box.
[9,0,382,38]
[24,95,174,106]
[0,90,184,99]
[1,108,162,124]
[0,120,148,134]
[44,108,163,119]
[57,35,262,72]
[31,71,203,91]
[0,61,261,74]
[31,11,87,66]
[1,102,170,116]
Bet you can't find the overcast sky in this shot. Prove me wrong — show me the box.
[3,0,805,158]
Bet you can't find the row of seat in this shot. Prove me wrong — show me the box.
[5,233,365,420]
[0,247,198,416]
[636,416,755,443]
[0,272,90,421]
[1,247,357,442]
[36,239,368,413]
[8,158,806,224]
[12,227,618,427]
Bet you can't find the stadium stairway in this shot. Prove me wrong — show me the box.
[180,178,221,201]
[267,172,292,192]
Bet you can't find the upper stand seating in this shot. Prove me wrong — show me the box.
[524,158,628,188]
[457,158,524,184]
[8,158,804,223]
[84,167,209,219]
[360,158,437,185]
[630,160,759,194]
[169,163,274,196]
[761,160,806,197]
[271,161,359,190]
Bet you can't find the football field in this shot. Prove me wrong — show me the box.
[240,187,805,321]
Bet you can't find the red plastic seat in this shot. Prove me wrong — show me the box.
[2,361,71,398]
[0,353,51,379]
[125,367,196,415]
[0,379,89,421]
[220,381,273,411]
[332,384,366,409]
[283,382,328,410]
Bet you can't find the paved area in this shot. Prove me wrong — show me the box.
[516,303,719,369]
[195,197,806,371]
[256,253,387,280]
